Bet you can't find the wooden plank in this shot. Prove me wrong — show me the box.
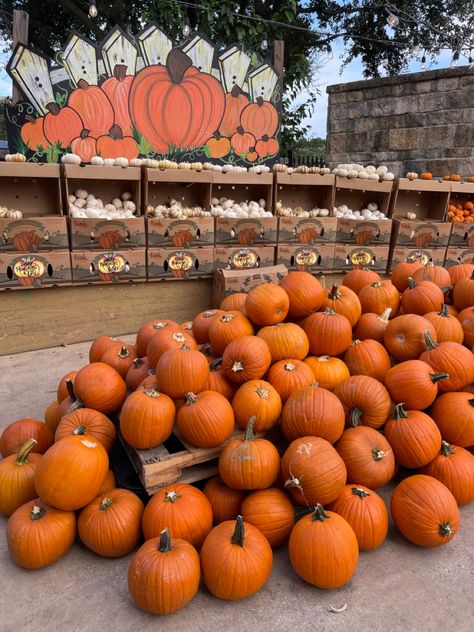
[12,10,29,104]
[0,279,213,356]
[273,40,284,95]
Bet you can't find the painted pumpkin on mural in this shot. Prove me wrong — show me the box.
[101,65,135,137]
[71,130,97,163]
[67,80,115,140]
[219,85,250,138]
[20,116,48,151]
[96,125,139,161]
[43,103,83,148]
[240,97,279,139]
[129,49,226,153]
[231,127,256,158]
[205,133,231,159]
[255,135,279,159]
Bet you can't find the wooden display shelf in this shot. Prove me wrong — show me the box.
[211,172,273,212]
[389,178,450,220]
[144,168,212,212]
[334,176,393,215]
[274,173,335,214]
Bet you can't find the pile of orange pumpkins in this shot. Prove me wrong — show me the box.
[1,259,474,615]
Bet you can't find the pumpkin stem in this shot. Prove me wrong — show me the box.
[158,528,172,552]
[164,491,182,503]
[173,332,186,342]
[317,356,331,362]
[284,362,296,371]
[256,96,264,106]
[72,425,87,435]
[232,360,245,372]
[118,346,130,359]
[167,48,193,84]
[133,358,146,369]
[113,64,128,81]
[256,385,269,399]
[144,388,160,398]
[439,522,454,537]
[14,438,38,465]
[99,497,113,510]
[430,372,450,383]
[371,281,383,287]
[80,129,91,140]
[262,134,269,142]
[179,344,192,351]
[323,308,337,316]
[468,398,474,408]
[77,79,90,89]
[440,440,455,457]
[423,330,438,351]
[371,447,385,461]
[203,310,217,318]
[153,321,169,330]
[352,487,370,498]
[394,403,409,419]
[441,285,453,294]
[221,313,235,322]
[185,392,198,405]
[349,407,363,427]
[236,125,245,135]
[231,84,242,98]
[46,102,60,116]
[407,277,417,289]
[109,124,124,140]
[231,515,245,547]
[244,416,256,442]
[438,304,449,318]
[65,379,85,414]
[379,308,392,322]
[284,473,301,489]
[30,505,46,521]
[328,283,341,300]
[210,357,223,371]
[311,503,330,522]
[352,339,362,346]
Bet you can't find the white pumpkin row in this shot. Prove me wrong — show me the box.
[272,164,331,175]
[5,154,27,163]
[333,203,389,221]
[147,201,211,219]
[275,201,330,218]
[0,206,23,219]
[68,190,137,219]
[333,163,395,182]
[62,154,143,168]
[211,197,272,218]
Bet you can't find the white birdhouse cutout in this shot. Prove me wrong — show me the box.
[62,35,98,86]
[137,25,172,66]
[102,28,138,77]
[182,36,215,74]
[8,45,54,115]
[248,65,278,102]
[218,46,251,93]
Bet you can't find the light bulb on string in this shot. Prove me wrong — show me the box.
[326,44,334,61]
[385,7,399,27]
[420,53,426,71]
[182,17,191,38]
[451,49,460,68]
[88,0,98,18]
[260,39,268,51]
[410,36,420,58]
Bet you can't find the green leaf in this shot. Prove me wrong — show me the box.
[137,134,152,156]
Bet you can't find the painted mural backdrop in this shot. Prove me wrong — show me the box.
[5,24,281,166]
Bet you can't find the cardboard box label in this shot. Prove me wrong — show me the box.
[393,220,451,247]
[215,217,277,245]
[336,219,392,245]
[148,248,214,280]
[0,251,71,289]
[214,247,275,270]
[147,218,214,247]
[333,245,390,271]
[71,250,146,284]
[212,264,288,307]
[445,247,474,268]
[277,244,334,272]
[278,217,337,243]
[449,223,474,247]
[69,218,146,249]
[389,247,447,270]
[0,217,69,251]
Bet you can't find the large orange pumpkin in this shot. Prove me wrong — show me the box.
[245,283,289,326]
[0,418,53,457]
[240,97,279,138]
[358,280,400,316]
[21,115,48,150]
[96,124,139,161]
[74,362,127,415]
[176,391,234,448]
[322,283,361,326]
[257,322,309,362]
[401,278,444,315]
[129,49,225,153]
[55,408,116,453]
[303,308,352,356]
[241,488,295,547]
[0,439,41,516]
[120,388,175,450]
[43,103,83,148]
[279,271,325,319]
[208,311,254,355]
[333,375,391,429]
[221,335,272,384]
[156,345,209,399]
[68,79,114,139]
[303,355,350,391]
[266,359,314,403]
[101,64,134,136]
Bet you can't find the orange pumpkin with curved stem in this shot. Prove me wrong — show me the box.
[322,283,361,326]
[266,358,314,403]
[343,339,391,382]
[419,331,474,392]
[289,504,358,589]
[335,426,395,489]
[222,335,271,384]
[101,64,134,136]
[71,129,97,163]
[129,49,225,153]
[0,439,41,516]
[334,375,391,429]
[390,474,459,548]
[21,115,48,150]
[384,314,437,361]
[281,436,347,506]
[423,304,464,343]
[391,259,424,292]
[0,418,53,458]
[353,308,392,342]
[74,362,127,415]
[203,477,244,524]
[230,126,256,157]
[6,499,76,569]
[385,359,449,410]
[219,85,250,137]
[240,97,279,138]
[303,355,350,390]
[241,488,295,547]
[328,485,388,551]
[55,408,116,453]
[142,482,213,548]
[421,441,474,505]
[231,379,281,432]
[68,79,114,139]
[257,322,309,362]
[342,267,381,294]
[120,388,175,450]
[96,124,139,160]
[208,311,254,355]
[176,391,234,448]
[43,102,83,147]
[279,271,325,319]
[401,278,444,315]
[281,383,345,444]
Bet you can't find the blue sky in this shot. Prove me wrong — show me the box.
[0,43,455,139]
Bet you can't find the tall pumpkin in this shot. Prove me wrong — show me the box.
[240,97,279,139]
[390,475,460,547]
[219,85,250,137]
[322,283,361,326]
[156,345,209,399]
[67,80,115,139]
[288,504,359,589]
[101,64,134,136]
[421,441,474,505]
[0,439,41,516]
[129,49,225,153]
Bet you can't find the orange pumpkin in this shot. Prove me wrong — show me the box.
[391,259,424,292]
[420,441,474,505]
[101,64,134,136]
[303,355,350,391]
[255,135,279,158]
[203,477,244,524]
[156,345,210,399]
[257,322,309,362]
[240,97,279,139]
[423,304,464,343]
[176,391,234,448]
[55,408,116,453]
[245,283,289,326]
[208,311,254,355]
[230,126,257,157]
[96,124,139,161]
[220,293,248,313]
[206,132,231,158]
[303,308,352,356]
[21,115,48,150]
[279,271,325,319]
[0,418,53,458]
[129,49,225,153]
[353,308,393,342]
[241,488,295,547]
[222,335,272,384]
[68,79,114,139]
[74,362,127,415]
[136,319,181,357]
[70,129,97,163]
[322,283,362,326]
[0,439,41,516]
[334,375,391,429]
[43,103,83,148]
[219,85,250,137]
[266,358,314,403]
[342,267,381,294]
[231,379,282,432]
[359,281,400,316]
[343,339,391,382]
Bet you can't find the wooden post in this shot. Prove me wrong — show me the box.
[273,40,284,95]
[12,9,29,104]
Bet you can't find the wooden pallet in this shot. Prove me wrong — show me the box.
[120,428,281,495]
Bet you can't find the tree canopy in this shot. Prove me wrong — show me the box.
[1,0,472,146]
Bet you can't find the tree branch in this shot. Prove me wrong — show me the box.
[58,0,104,39]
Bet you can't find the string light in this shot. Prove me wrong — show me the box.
[88,0,98,18]
[385,8,399,28]
[451,49,460,68]
[410,35,420,58]
[420,53,427,71]
[260,39,268,51]
[182,16,191,38]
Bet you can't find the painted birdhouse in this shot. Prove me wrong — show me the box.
[218,46,251,93]
[62,34,98,86]
[137,24,172,66]
[7,45,54,115]
[248,64,278,102]
[102,27,138,77]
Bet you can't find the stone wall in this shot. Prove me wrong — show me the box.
[325,67,474,177]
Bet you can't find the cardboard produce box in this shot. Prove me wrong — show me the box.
[0,217,68,252]
[147,217,214,248]
[333,244,390,272]
[212,264,288,307]
[274,173,335,213]
[0,250,72,290]
[211,172,273,212]
[391,219,451,248]
[334,177,393,215]
[71,249,146,284]
[148,247,214,280]
[69,218,146,250]
[389,246,447,271]
[276,244,335,273]
[144,168,212,211]
[448,181,474,210]
[214,246,275,270]
[278,217,337,244]
[215,217,277,245]
[445,247,474,268]
[449,222,474,247]
[336,218,393,245]
[390,178,450,220]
